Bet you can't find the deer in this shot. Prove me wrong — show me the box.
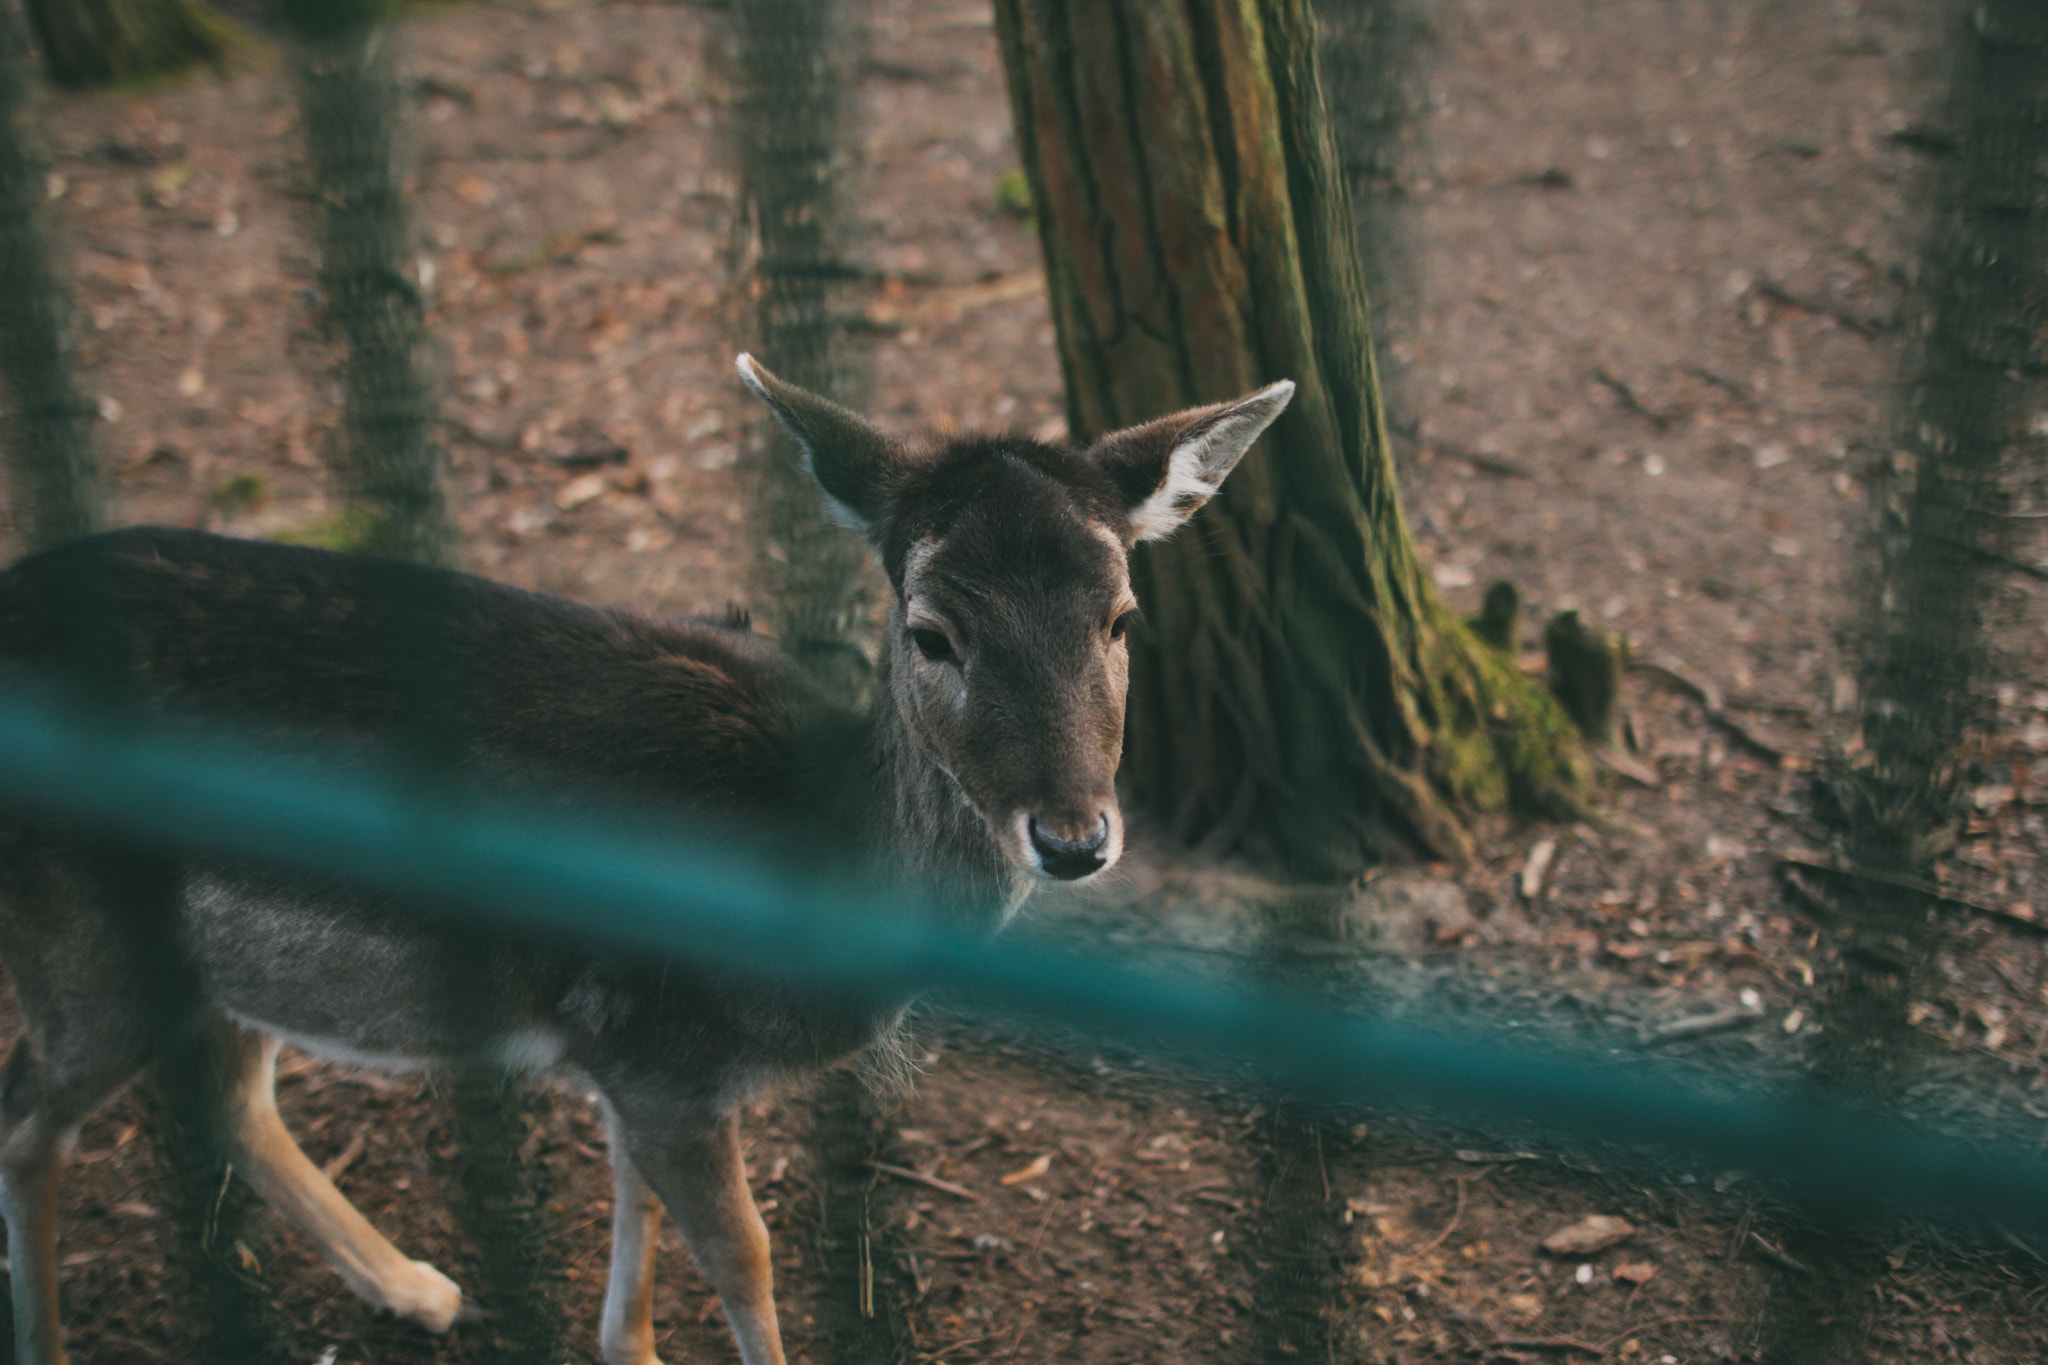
[0,354,1293,1365]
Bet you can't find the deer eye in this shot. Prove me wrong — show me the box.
[909,627,958,664]
[1109,610,1138,641]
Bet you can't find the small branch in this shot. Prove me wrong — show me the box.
[1628,658,1794,764]
[1776,858,2048,939]
[1412,1176,1466,1257]
[1388,419,1533,478]
[1489,1338,1605,1357]
[1753,279,1893,337]
[1929,533,2048,582]
[1598,1315,1748,1352]
[1746,1231,1812,1277]
[1637,1007,1763,1048]
[869,1162,982,1203]
[1594,367,1682,430]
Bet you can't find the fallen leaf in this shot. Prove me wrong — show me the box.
[556,472,608,510]
[1613,1260,1657,1285]
[999,1153,1052,1186]
[1541,1214,1634,1256]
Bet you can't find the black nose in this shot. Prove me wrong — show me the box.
[1028,815,1110,880]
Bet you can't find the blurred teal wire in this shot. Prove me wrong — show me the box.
[0,677,2041,1234]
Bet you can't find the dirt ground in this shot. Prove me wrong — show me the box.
[6,0,2048,1362]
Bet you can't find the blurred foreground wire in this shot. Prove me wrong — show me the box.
[0,678,2043,1240]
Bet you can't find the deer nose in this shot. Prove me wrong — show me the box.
[1027,814,1111,880]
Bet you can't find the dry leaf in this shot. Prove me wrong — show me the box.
[1541,1214,1634,1256]
[556,472,608,510]
[998,1153,1052,1186]
[1613,1260,1657,1285]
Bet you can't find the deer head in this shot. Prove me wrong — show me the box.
[737,355,1294,884]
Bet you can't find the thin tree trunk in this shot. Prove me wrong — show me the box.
[1760,3,2048,1360]
[279,0,453,567]
[737,0,882,696]
[733,5,910,1362]
[21,0,235,89]
[0,0,100,549]
[994,0,1586,881]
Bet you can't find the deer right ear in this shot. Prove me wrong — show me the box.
[736,354,901,532]
[1090,380,1295,542]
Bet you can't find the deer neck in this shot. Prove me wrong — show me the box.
[842,649,1029,930]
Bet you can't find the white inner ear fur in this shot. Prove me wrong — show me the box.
[736,352,871,533]
[1127,380,1294,542]
[1126,381,1292,541]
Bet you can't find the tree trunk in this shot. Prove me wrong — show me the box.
[0,0,101,550]
[735,0,882,695]
[732,8,912,1364]
[993,0,1586,880]
[21,0,235,89]
[278,0,454,567]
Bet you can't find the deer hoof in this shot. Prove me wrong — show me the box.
[390,1261,464,1334]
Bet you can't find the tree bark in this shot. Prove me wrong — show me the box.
[735,0,882,695]
[22,0,235,89]
[0,0,101,549]
[993,0,1586,880]
[278,0,454,567]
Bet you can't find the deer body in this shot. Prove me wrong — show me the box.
[0,357,1291,1365]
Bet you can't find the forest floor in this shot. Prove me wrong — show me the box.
[6,0,2048,1362]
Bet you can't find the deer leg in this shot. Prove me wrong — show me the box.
[599,1111,666,1365]
[217,1026,463,1332]
[613,1103,785,1365]
[0,1034,147,1365]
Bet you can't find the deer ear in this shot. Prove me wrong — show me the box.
[1090,380,1295,541]
[736,353,901,532]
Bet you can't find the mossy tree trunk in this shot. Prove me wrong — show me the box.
[22,0,235,89]
[993,0,1586,880]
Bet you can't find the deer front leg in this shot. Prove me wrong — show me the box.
[0,1136,67,1365]
[220,1028,463,1332]
[612,1102,785,1365]
[599,1117,667,1365]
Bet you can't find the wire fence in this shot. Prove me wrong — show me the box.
[2,672,2043,1239]
[1,2,2044,1362]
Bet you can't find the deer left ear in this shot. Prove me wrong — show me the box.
[737,353,903,533]
[1090,380,1295,541]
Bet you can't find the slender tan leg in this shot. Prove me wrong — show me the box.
[0,1139,68,1365]
[615,1104,785,1365]
[600,1116,667,1365]
[221,1028,463,1332]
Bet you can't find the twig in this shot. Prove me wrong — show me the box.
[1753,279,1892,337]
[1413,1177,1466,1257]
[1594,367,1682,430]
[1777,858,2048,939]
[1388,419,1533,478]
[869,1161,982,1203]
[1627,659,1794,765]
[1930,533,2048,582]
[1772,862,1840,924]
[320,1129,367,1181]
[1746,1231,1812,1277]
[1489,1338,1605,1357]
[1598,1314,1747,1352]
[916,1329,1003,1363]
[1687,366,1758,406]
[1637,1007,1763,1048]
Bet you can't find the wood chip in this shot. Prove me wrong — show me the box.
[998,1153,1052,1186]
[1541,1215,1634,1256]
[1520,839,1558,901]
